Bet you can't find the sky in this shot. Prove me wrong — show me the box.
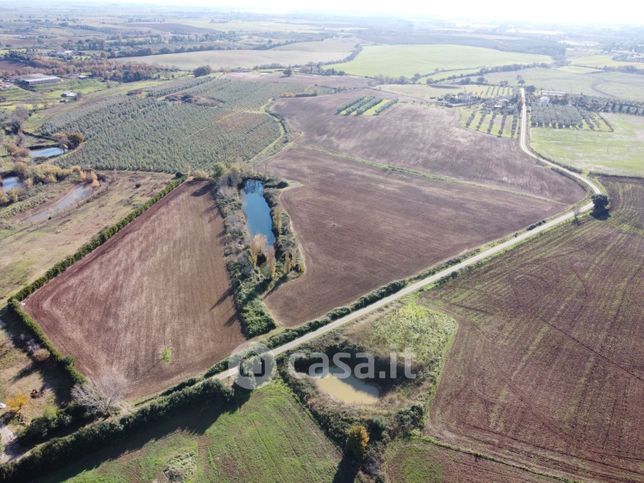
[86,0,644,26]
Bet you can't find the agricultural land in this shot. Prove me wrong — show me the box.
[0,172,172,304]
[0,9,642,483]
[421,177,644,482]
[118,38,357,71]
[23,181,245,398]
[263,90,585,325]
[44,383,343,482]
[328,44,551,78]
[530,113,644,176]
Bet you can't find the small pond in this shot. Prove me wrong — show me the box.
[0,176,24,193]
[308,365,381,405]
[29,146,65,159]
[241,179,275,245]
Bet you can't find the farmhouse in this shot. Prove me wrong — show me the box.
[15,73,61,88]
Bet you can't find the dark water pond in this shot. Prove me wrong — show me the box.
[0,176,24,193]
[29,146,65,158]
[241,179,275,246]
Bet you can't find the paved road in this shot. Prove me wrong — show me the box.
[215,88,602,381]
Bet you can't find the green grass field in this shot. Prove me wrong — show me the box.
[329,44,551,78]
[480,67,644,101]
[530,113,644,176]
[571,54,644,69]
[47,383,342,482]
[118,38,355,70]
[353,296,456,366]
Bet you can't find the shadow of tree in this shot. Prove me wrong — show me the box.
[38,394,244,482]
[332,453,360,483]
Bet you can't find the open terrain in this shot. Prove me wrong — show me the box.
[385,438,553,482]
[45,382,343,482]
[479,67,644,102]
[264,146,577,326]
[23,181,245,398]
[329,44,551,77]
[530,113,644,176]
[0,171,172,304]
[118,38,356,70]
[267,90,584,200]
[263,91,585,326]
[421,177,644,482]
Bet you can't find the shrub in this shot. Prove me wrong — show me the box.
[592,194,609,218]
[345,425,370,459]
[192,65,212,77]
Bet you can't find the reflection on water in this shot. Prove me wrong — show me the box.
[241,179,275,246]
[29,146,65,158]
[309,365,381,405]
[0,176,24,193]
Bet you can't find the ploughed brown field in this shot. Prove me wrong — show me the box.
[385,439,553,482]
[264,91,585,326]
[24,180,245,398]
[268,90,585,202]
[421,178,644,482]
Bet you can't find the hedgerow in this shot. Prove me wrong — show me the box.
[0,379,233,482]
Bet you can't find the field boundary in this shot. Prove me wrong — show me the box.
[7,175,186,384]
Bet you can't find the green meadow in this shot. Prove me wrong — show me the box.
[330,44,551,77]
[531,113,644,176]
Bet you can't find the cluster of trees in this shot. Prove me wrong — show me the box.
[193,65,212,77]
[337,96,381,116]
[570,94,644,117]
[279,335,428,479]
[3,50,169,83]
[42,93,280,173]
[213,168,304,337]
[213,172,276,337]
[530,104,585,128]
[0,139,92,206]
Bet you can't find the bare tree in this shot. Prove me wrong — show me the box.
[250,234,267,267]
[265,245,276,279]
[71,373,126,418]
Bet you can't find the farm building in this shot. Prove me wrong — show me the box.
[15,73,61,88]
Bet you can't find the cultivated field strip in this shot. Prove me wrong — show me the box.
[24,181,245,398]
[422,178,643,482]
